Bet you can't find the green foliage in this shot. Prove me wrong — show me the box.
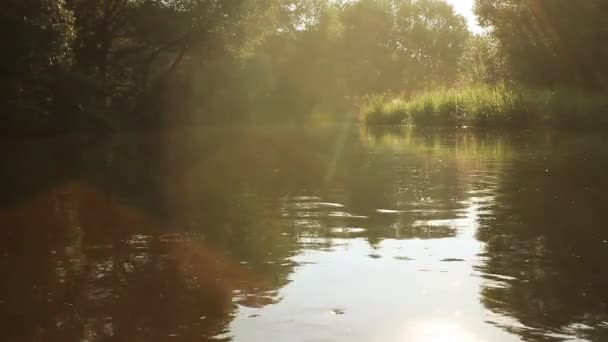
[1,0,281,132]
[361,95,410,126]
[1,0,75,117]
[474,0,608,88]
[69,0,265,107]
[213,0,471,124]
[333,0,469,96]
[169,0,471,125]
[394,0,470,89]
[7,0,607,132]
[1,0,75,72]
[458,34,508,86]
[363,85,608,128]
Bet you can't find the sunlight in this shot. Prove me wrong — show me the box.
[324,121,353,184]
[404,320,481,342]
[445,0,481,33]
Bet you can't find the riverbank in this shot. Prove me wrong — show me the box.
[361,86,608,128]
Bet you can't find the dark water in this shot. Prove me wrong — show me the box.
[1,126,608,342]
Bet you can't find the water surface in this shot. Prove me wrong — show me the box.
[1,126,607,341]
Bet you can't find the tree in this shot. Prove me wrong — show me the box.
[394,0,469,91]
[1,0,75,118]
[475,0,608,88]
[457,34,508,85]
[2,0,475,130]
[68,0,274,108]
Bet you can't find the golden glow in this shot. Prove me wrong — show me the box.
[405,320,480,342]
[445,0,481,33]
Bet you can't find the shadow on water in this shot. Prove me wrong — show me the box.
[1,125,607,341]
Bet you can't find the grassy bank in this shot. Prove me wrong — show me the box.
[361,86,608,127]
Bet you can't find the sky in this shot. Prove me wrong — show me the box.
[445,0,481,33]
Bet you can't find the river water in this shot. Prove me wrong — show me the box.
[1,125,607,341]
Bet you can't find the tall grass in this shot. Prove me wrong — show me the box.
[361,85,608,127]
[359,95,409,125]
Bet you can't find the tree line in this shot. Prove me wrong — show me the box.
[2,0,607,132]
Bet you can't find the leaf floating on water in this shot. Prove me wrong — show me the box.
[395,256,414,261]
[328,227,367,236]
[317,202,345,208]
[294,261,318,266]
[328,211,368,219]
[330,308,345,315]
[441,258,466,262]
[376,209,405,214]
[291,196,322,201]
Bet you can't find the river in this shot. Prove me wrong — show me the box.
[1,125,607,341]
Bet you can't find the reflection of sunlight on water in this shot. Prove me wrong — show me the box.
[405,320,480,342]
[401,195,492,240]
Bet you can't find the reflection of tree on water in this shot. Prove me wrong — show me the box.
[5,126,592,341]
[0,129,314,341]
[342,128,508,245]
[0,181,286,341]
[0,126,502,341]
[476,134,608,341]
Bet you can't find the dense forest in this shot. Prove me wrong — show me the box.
[2,0,607,133]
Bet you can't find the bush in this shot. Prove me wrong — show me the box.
[361,95,410,126]
[361,85,608,128]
